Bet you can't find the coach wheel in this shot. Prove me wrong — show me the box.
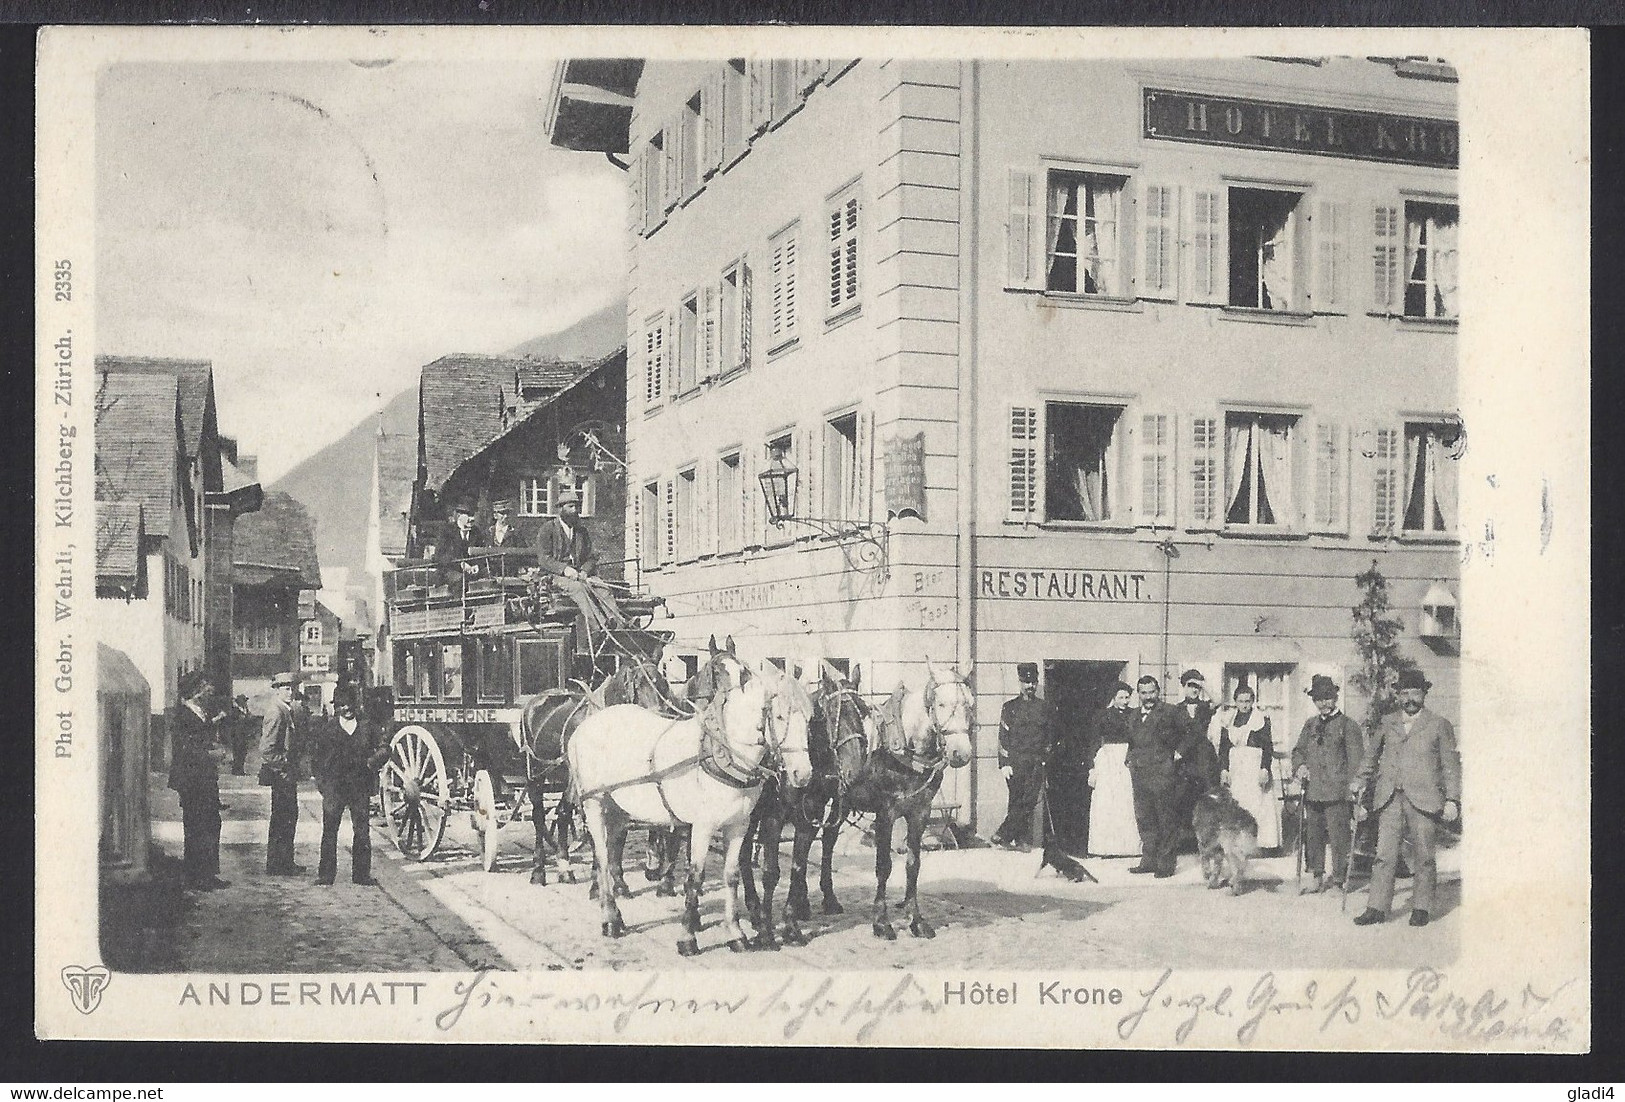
[472,768,503,873]
[380,725,450,861]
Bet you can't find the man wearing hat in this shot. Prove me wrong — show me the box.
[259,672,307,876]
[225,693,254,776]
[1171,669,1221,851]
[489,498,521,549]
[170,671,229,890]
[535,485,597,579]
[1291,674,1366,894]
[311,686,390,886]
[435,500,486,586]
[992,663,1053,850]
[1351,669,1461,927]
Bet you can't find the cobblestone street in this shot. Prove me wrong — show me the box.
[110,764,1460,975]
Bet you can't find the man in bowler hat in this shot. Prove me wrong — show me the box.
[1291,674,1365,893]
[170,671,229,890]
[992,663,1052,850]
[259,671,306,875]
[311,686,390,886]
[1352,669,1461,927]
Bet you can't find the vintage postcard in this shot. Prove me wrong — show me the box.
[35,25,1590,1048]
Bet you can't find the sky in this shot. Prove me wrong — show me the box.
[96,60,628,482]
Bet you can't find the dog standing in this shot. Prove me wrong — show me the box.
[1193,787,1259,895]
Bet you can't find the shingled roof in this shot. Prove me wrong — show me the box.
[233,489,322,589]
[96,357,217,477]
[96,501,145,583]
[375,430,417,557]
[95,372,188,544]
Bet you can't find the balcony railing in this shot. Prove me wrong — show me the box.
[385,551,658,637]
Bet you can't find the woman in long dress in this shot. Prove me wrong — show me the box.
[1208,683,1282,850]
[1087,682,1141,857]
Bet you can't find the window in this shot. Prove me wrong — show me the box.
[515,638,561,697]
[717,451,742,551]
[677,293,699,393]
[1222,664,1294,749]
[680,92,702,197]
[1403,202,1459,319]
[827,183,861,314]
[1224,412,1298,528]
[640,481,660,569]
[417,643,439,700]
[769,223,800,349]
[477,637,510,703]
[676,467,697,560]
[520,475,551,517]
[1046,402,1125,523]
[721,261,751,374]
[233,622,280,653]
[823,413,859,519]
[643,314,667,405]
[1046,171,1126,296]
[395,646,416,699]
[303,622,322,645]
[440,643,463,700]
[1228,187,1304,311]
[1402,422,1460,534]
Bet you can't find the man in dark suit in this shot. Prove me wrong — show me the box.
[1291,674,1365,894]
[1352,669,1461,927]
[259,671,306,876]
[488,498,521,549]
[434,501,485,587]
[311,687,390,886]
[1170,669,1221,851]
[1126,675,1194,877]
[534,486,597,578]
[992,662,1052,850]
[170,671,228,890]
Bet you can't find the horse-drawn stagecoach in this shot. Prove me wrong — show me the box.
[377,548,668,871]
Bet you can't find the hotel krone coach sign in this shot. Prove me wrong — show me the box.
[1143,88,1458,169]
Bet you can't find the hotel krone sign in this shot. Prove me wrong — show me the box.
[1144,87,1458,169]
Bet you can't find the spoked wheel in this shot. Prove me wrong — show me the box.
[472,769,503,873]
[380,725,450,861]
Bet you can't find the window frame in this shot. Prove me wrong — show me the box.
[675,464,699,563]
[1401,198,1460,322]
[1220,407,1305,534]
[519,474,551,518]
[639,480,661,570]
[1040,397,1131,527]
[1398,418,1461,538]
[1043,168,1131,300]
[716,448,744,554]
[1224,184,1309,315]
[823,410,860,520]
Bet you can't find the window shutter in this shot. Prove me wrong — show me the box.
[702,283,719,381]
[1188,415,1218,528]
[784,234,799,337]
[854,409,873,523]
[629,149,646,237]
[771,241,785,339]
[1312,421,1349,533]
[800,424,818,522]
[749,60,771,135]
[1371,427,1400,535]
[1007,404,1041,523]
[1290,200,1312,313]
[742,447,757,548]
[632,480,643,570]
[1139,413,1174,526]
[829,202,844,310]
[643,145,663,231]
[1006,168,1042,291]
[1316,200,1348,312]
[662,120,682,212]
[845,195,860,306]
[662,477,677,564]
[1372,204,1400,312]
[739,260,753,368]
[643,321,663,405]
[1140,183,1179,299]
[703,70,724,176]
[1190,188,1226,304]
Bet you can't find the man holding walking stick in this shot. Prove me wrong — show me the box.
[1290,675,1364,895]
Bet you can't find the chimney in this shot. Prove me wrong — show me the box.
[237,454,258,481]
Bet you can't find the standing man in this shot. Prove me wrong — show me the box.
[259,672,306,876]
[170,671,228,890]
[1291,674,1365,894]
[992,663,1052,851]
[1352,669,1461,927]
[1126,675,1190,877]
[311,687,389,886]
[1170,670,1221,849]
[227,694,253,776]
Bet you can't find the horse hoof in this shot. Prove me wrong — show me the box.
[728,938,750,954]
[872,923,897,941]
[655,882,678,898]
[643,867,664,882]
[910,918,936,940]
[752,931,780,951]
[821,899,844,916]
[529,870,547,886]
[782,926,808,947]
[613,881,633,899]
[601,921,625,939]
[562,870,578,885]
[676,939,699,957]
[588,883,600,901]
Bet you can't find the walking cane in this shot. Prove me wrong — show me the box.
[1340,782,1367,914]
[1294,784,1306,889]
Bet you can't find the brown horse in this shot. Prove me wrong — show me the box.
[740,663,871,948]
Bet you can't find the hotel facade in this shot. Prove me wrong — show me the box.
[547,56,1461,831]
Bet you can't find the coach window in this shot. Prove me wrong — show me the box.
[477,638,510,703]
[1047,401,1127,524]
[1224,411,1299,529]
[1227,187,1306,312]
[1403,201,1459,320]
[440,644,464,700]
[1046,170,1127,297]
[1401,421,1460,535]
[516,638,559,698]
[396,646,416,701]
[417,642,439,701]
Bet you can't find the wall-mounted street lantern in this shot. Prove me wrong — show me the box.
[757,452,889,582]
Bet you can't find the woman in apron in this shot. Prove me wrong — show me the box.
[1088,682,1141,857]
[1208,683,1282,851]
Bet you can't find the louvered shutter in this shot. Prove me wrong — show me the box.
[662,121,681,212]
[828,203,844,310]
[631,478,643,571]
[662,477,677,564]
[739,261,753,369]
[770,241,785,340]
[854,409,873,522]
[1316,200,1349,312]
[1188,416,1219,528]
[1372,204,1401,313]
[800,424,818,522]
[1371,427,1400,535]
[629,149,646,237]
[1190,188,1226,303]
[1007,405,1041,523]
[1006,168,1042,290]
[702,283,719,381]
[703,70,724,176]
[643,145,663,230]
[749,60,771,135]
[1311,421,1349,533]
[1290,200,1312,313]
[1139,413,1174,526]
[702,459,718,557]
[742,448,757,548]
[1140,183,1179,299]
[783,233,799,338]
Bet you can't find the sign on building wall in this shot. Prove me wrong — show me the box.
[979,568,1153,602]
[884,432,927,521]
[1143,88,1458,169]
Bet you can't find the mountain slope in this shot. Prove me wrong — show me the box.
[270,302,628,585]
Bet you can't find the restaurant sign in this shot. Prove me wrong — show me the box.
[980,568,1152,602]
[1143,88,1458,169]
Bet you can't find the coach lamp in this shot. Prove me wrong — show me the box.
[758,452,890,584]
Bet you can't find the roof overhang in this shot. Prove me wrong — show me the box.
[544,59,643,155]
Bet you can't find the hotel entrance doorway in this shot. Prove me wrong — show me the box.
[1043,660,1128,857]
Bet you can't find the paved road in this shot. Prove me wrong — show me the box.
[129,768,1460,974]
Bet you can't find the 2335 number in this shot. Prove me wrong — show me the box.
[53,259,71,302]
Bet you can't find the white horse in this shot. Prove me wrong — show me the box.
[567,663,813,955]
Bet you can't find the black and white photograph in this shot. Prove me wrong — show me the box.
[35,26,1590,1048]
